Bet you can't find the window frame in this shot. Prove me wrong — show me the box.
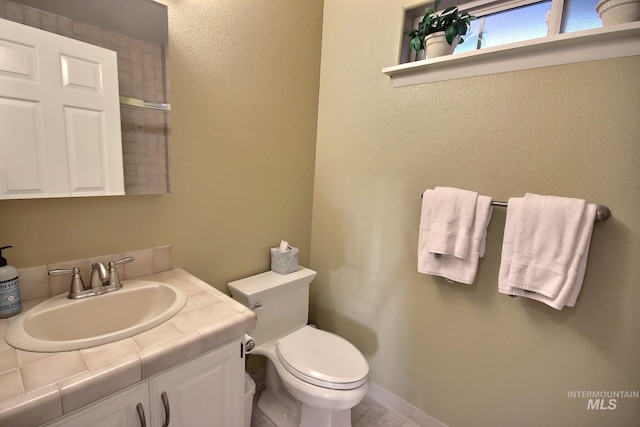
[402,0,568,62]
[386,1,640,87]
[461,0,566,38]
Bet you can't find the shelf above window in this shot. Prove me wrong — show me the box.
[382,21,640,87]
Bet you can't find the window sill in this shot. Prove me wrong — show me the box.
[382,21,640,87]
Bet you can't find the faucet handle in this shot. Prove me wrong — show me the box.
[107,257,134,287]
[49,267,85,298]
[112,256,134,266]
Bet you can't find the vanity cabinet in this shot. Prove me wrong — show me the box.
[44,340,243,427]
[148,339,243,426]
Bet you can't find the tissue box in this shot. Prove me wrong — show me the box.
[270,246,299,275]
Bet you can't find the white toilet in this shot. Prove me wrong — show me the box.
[228,267,369,427]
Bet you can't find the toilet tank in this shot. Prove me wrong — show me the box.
[228,267,317,346]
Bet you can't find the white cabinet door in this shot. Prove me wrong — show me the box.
[149,340,244,427]
[41,340,243,427]
[43,382,149,427]
[0,18,124,199]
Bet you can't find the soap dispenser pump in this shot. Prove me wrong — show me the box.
[0,245,22,318]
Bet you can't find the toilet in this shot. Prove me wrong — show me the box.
[228,267,369,427]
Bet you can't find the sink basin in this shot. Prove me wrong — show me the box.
[5,280,187,352]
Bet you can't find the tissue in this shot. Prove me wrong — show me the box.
[271,240,299,275]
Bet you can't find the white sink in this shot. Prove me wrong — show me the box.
[5,280,187,352]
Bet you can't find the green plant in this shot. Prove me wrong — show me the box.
[404,0,476,56]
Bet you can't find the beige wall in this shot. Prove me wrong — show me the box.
[2,1,639,425]
[310,0,640,426]
[0,0,323,290]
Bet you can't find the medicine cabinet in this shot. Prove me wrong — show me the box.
[0,0,171,197]
[0,18,124,198]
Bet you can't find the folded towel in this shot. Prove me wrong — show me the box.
[499,198,596,309]
[508,193,587,298]
[419,190,493,284]
[563,203,596,307]
[498,198,522,296]
[428,187,479,259]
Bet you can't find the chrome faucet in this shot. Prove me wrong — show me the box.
[90,261,109,292]
[49,256,135,299]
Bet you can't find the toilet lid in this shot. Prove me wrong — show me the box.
[275,326,369,390]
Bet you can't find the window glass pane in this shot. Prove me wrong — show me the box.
[561,0,601,33]
[480,1,551,49]
[455,18,482,54]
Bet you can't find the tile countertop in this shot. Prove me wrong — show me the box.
[0,268,257,427]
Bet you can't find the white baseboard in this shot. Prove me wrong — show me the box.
[367,382,448,427]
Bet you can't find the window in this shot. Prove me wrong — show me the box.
[458,1,552,53]
[561,0,602,33]
[403,0,602,62]
[386,0,640,87]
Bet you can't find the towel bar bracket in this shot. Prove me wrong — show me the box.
[594,205,611,222]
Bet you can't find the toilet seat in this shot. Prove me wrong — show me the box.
[275,326,369,390]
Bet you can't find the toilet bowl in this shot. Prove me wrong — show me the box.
[228,267,369,427]
[255,326,369,427]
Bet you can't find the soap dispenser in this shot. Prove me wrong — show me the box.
[0,245,22,318]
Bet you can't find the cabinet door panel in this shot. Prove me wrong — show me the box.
[60,55,103,92]
[0,98,47,194]
[150,340,243,427]
[64,107,108,193]
[44,383,149,427]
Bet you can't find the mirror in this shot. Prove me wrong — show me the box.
[1,0,171,195]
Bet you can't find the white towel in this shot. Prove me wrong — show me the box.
[418,189,493,284]
[508,194,587,298]
[428,187,479,259]
[498,197,596,309]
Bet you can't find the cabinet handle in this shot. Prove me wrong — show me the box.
[161,391,171,427]
[136,403,146,427]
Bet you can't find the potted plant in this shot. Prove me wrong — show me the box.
[404,0,476,60]
[596,0,640,26]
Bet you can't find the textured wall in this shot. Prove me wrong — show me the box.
[0,0,323,290]
[310,0,640,425]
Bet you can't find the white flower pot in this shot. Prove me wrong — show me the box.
[425,32,459,59]
[596,0,640,25]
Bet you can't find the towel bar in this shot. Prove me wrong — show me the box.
[420,194,611,222]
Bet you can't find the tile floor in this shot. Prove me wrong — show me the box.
[250,388,419,427]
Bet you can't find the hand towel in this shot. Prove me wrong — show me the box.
[418,190,493,284]
[508,194,586,298]
[499,198,596,309]
[498,198,522,297]
[428,187,478,259]
[552,202,596,308]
